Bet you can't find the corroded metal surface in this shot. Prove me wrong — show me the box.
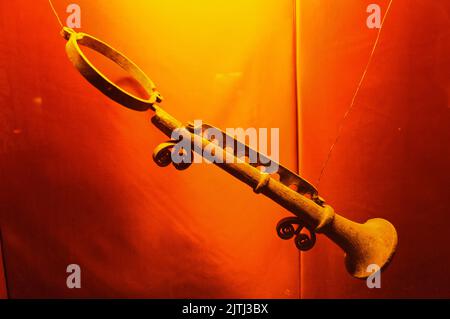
[61,27,398,279]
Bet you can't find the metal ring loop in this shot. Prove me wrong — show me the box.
[62,27,162,112]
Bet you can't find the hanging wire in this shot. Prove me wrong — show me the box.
[317,0,394,188]
[48,0,64,28]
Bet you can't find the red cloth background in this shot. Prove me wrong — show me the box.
[0,232,7,298]
[298,0,450,298]
[0,0,299,298]
[0,0,449,299]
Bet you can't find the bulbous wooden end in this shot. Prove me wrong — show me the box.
[344,218,398,279]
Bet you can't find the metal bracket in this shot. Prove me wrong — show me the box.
[186,122,326,206]
[153,140,193,171]
[276,217,316,251]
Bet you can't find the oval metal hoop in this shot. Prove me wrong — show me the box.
[62,27,162,112]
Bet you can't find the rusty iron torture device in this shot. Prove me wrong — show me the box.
[60,28,397,279]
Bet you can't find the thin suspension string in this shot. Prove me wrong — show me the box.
[48,0,64,28]
[317,0,394,188]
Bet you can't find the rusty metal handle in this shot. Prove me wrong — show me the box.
[60,28,398,279]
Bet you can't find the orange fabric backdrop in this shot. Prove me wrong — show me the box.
[0,0,299,298]
[298,0,450,298]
